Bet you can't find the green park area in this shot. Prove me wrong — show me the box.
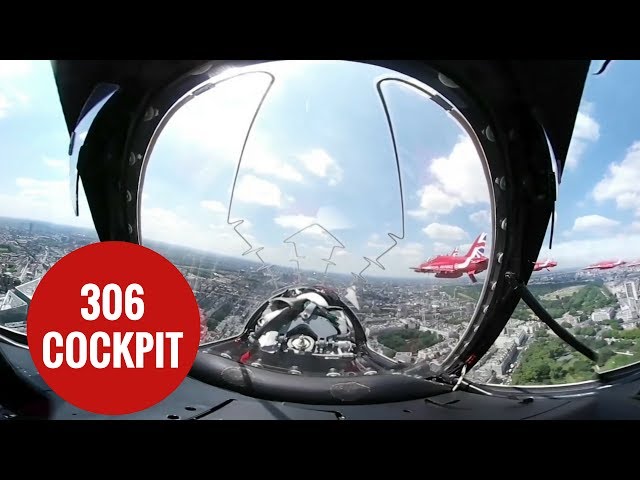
[509,282,617,321]
[448,281,618,325]
[512,326,640,385]
[377,329,443,355]
[450,280,638,385]
[444,281,616,321]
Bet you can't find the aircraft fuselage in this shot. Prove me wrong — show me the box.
[413,256,488,275]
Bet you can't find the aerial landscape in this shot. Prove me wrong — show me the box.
[2,215,639,386]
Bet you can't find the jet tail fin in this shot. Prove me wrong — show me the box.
[465,232,487,259]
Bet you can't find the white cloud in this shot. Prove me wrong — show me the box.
[367,240,387,249]
[200,200,227,213]
[0,91,27,120]
[43,157,68,173]
[234,175,282,207]
[417,185,462,215]
[155,73,305,189]
[572,214,620,232]
[593,141,640,215]
[274,214,316,229]
[469,209,491,228]
[368,241,426,272]
[632,221,640,232]
[395,242,424,257]
[284,224,345,245]
[410,136,489,217]
[430,136,489,204]
[433,242,455,254]
[157,72,303,188]
[242,140,304,182]
[142,206,256,256]
[213,219,251,229]
[0,61,33,119]
[315,206,350,229]
[0,94,9,118]
[274,205,351,232]
[164,72,271,158]
[538,233,640,270]
[0,176,93,229]
[298,149,343,186]
[422,223,467,241]
[15,177,67,200]
[138,208,640,273]
[0,60,33,78]
[143,207,193,238]
[407,209,428,218]
[366,233,388,249]
[565,102,600,170]
[574,107,600,140]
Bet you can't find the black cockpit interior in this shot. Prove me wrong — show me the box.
[2,59,640,420]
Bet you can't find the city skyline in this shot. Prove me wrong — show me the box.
[0,214,618,279]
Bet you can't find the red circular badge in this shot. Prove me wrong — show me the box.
[26,241,201,415]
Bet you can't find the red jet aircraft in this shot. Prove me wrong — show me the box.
[533,259,558,271]
[583,259,627,270]
[411,233,488,283]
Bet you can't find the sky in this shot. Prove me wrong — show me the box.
[1,60,640,278]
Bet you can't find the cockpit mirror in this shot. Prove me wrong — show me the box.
[68,83,120,216]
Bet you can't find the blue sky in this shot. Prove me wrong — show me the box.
[1,60,640,277]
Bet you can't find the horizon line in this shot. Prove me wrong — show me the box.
[1,215,632,278]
